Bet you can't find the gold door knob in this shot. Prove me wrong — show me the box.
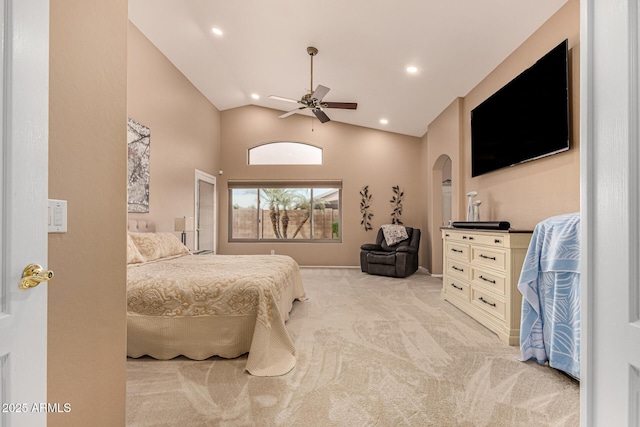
[19,263,54,289]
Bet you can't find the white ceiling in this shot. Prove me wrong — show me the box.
[128,0,568,137]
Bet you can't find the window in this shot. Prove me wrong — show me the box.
[229,181,341,242]
[248,142,323,165]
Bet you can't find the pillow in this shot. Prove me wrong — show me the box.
[128,232,189,261]
[381,224,408,246]
[127,233,146,264]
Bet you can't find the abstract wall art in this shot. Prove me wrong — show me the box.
[127,118,151,213]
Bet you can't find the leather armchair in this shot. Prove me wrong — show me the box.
[360,227,420,278]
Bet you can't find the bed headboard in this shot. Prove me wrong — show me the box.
[128,219,156,233]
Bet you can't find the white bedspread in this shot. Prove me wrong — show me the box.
[517,213,580,378]
[127,254,306,376]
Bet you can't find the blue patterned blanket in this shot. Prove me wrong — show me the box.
[518,213,580,378]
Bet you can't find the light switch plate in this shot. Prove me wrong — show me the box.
[48,199,67,233]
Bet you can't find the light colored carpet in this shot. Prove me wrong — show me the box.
[126,268,579,427]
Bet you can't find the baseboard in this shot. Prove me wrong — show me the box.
[299,265,361,269]
[299,265,432,275]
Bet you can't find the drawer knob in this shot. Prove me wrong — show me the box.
[452,266,464,272]
[451,248,463,253]
[450,283,463,291]
[495,239,501,244]
[478,296,496,307]
[479,275,496,284]
[479,254,497,261]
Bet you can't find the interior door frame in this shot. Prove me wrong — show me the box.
[194,169,217,253]
[581,0,640,424]
[0,0,49,424]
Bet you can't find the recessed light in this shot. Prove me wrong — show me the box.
[211,27,223,36]
[406,66,418,74]
[380,119,389,125]
[251,93,260,100]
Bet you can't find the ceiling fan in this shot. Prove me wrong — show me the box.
[269,46,358,123]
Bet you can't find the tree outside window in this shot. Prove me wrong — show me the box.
[229,185,341,242]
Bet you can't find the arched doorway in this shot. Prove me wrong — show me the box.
[430,155,452,275]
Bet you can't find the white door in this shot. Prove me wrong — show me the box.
[0,0,49,425]
[194,170,217,253]
[581,0,640,425]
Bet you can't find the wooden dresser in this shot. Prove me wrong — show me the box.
[441,227,532,345]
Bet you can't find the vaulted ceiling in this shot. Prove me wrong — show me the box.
[129,0,569,137]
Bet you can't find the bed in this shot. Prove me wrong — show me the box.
[126,220,306,377]
[517,212,580,378]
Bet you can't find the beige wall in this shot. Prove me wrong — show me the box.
[424,0,580,273]
[219,105,423,266]
[127,22,222,248]
[462,0,580,228]
[123,1,578,273]
[48,1,128,426]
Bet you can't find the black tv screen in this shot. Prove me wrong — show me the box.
[471,39,570,177]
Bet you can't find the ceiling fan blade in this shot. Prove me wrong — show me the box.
[278,106,306,119]
[311,85,330,101]
[312,108,331,123]
[269,95,301,104]
[322,102,358,110]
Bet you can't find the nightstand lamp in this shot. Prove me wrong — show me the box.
[174,216,194,245]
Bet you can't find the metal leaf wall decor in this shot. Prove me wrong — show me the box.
[390,185,404,225]
[359,185,374,231]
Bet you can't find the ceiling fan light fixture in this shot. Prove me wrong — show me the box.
[272,46,357,123]
[406,66,418,74]
[211,27,223,36]
[380,118,389,125]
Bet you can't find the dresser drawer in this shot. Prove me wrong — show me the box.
[471,268,506,295]
[446,242,470,261]
[471,288,506,321]
[443,231,506,246]
[443,231,468,242]
[446,258,471,280]
[443,231,473,243]
[471,247,506,271]
[467,233,506,247]
[444,277,470,301]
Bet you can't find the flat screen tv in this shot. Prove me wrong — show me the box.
[471,39,570,177]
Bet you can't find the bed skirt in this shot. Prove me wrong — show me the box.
[127,254,305,377]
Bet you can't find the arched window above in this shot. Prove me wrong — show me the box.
[248,142,322,165]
